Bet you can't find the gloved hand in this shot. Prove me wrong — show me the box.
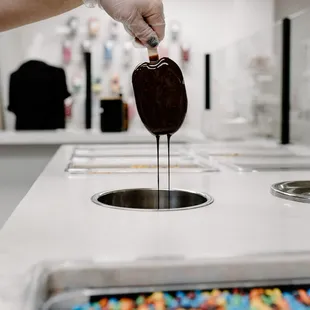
[99,0,165,48]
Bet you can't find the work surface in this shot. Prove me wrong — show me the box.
[1,140,310,294]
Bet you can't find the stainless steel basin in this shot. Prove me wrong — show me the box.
[271,180,310,203]
[91,188,213,211]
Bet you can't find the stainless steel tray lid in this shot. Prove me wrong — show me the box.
[271,180,310,203]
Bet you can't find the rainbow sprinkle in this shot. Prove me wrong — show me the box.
[71,287,310,310]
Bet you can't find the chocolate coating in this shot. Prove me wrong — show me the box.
[132,57,188,135]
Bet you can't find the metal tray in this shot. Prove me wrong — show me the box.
[218,156,310,172]
[66,156,219,174]
[25,255,310,310]
[73,145,184,158]
[197,147,293,158]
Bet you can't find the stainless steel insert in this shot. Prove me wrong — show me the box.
[26,255,310,310]
[73,145,184,157]
[197,147,293,158]
[271,180,310,203]
[91,188,213,211]
[219,156,310,172]
[66,156,219,174]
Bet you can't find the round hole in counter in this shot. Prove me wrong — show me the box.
[91,188,213,211]
[271,180,310,204]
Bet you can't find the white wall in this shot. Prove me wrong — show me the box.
[0,0,274,131]
[273,0,310,144]
[0,71,4,129]
[233,0,275,40]
[275,0,310,20]
[0,29,24,130]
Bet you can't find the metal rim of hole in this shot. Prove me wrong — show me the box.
[271,180,310,204]
[91,188,214,212]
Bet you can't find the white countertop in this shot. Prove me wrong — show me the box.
[1,140,310,307]
[0,129,205,145]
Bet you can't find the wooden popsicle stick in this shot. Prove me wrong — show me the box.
[148,48,159,62]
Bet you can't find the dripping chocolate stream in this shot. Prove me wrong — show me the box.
[151,51,160,210]
[156,135,160,210]
[167,134,171,209]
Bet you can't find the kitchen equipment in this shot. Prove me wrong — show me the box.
[205,54,211,110]
[84,51,92,129]
[92,77,102,95]
[104,41,113,65]
[109,20,119,40]
[271,180,310,203]
[65,155,218,174]
[0,73,4,130]
[66,16,79,38]
[100,98,123,132]
[171,21,181,42]
[181,43,190,64]
[197,147,293,158]
[110,74,120,95]
[88,17,100,38]
[62,40,72,65]
[73,145,183,157]
[123,41,133,68]
[71,73,82,94]
[218,156,310,172]
[24,255,310,310]
[92,188,213,211]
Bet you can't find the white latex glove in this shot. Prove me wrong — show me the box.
[99,0,165,48]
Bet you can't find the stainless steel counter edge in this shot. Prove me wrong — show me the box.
[25,254,310,310]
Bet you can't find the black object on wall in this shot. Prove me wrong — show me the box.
[205,54,211,110]
[84,52,92,129]
[8,60,70,130]
[100,98,123,132]
[281,18,291,145]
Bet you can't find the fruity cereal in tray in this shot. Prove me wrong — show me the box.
[72,286,310,310]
